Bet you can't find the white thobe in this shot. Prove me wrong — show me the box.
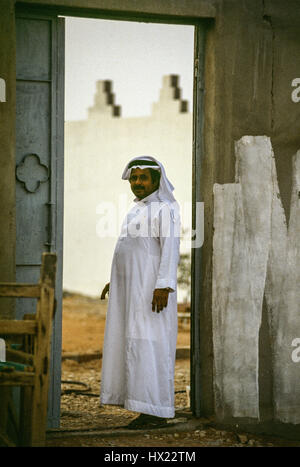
[100,190,180,418]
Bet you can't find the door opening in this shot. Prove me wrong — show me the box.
[62,16,194,429]
[15,5,206,429]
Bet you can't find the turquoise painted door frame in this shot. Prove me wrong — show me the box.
[15,7,65,428]
[15,4,206,426]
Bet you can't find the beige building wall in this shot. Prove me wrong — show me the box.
[63,75,192,299]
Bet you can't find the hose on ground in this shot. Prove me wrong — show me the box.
[61,380,187,397]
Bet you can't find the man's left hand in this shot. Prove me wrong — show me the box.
[152,288,170,313]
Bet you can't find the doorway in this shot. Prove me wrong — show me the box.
[15,5,206,428]
[61,16,194,430]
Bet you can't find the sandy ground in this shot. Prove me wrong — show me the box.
[61,294,190,354]
[46,294,300,448]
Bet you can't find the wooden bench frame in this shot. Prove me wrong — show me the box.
[0,253,56,447]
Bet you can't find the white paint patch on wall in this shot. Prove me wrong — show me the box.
[235,136,273,316]
[268,150,300,424]
[213,183,259,419]
[213,135,274,419]
[213,136,300,423]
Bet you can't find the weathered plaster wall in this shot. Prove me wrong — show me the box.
[213,136,274,420]
[0,1,16,318]
[0,0,300,432]
[266,149,300,424]
[200,0,300,419]
[213,136,300,427]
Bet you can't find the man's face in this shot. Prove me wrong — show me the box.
[129,168,159,200]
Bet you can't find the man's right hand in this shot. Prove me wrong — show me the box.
[100,283,110,300]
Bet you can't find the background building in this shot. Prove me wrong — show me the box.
[63,75,192,300]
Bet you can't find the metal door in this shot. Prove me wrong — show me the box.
[15,7,64,428]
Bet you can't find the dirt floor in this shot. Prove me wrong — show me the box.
[46,294,300,448]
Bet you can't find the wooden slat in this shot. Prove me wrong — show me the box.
[40,253,57,288]
[0,431,16,447]
[0,371,35,386]
[6,348,34,365]
[0,320,37,335]
[0,284,40,298]
[0,254,57,446]
[31,282,55,446]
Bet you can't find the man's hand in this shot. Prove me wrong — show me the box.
[101,283,110,300]
[152,288,170,313]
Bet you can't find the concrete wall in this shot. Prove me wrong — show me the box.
[63,75,192,300]
[1,0,300,435]
[212,136,300,428]
[199,0,300,424]
[0,2,16,318]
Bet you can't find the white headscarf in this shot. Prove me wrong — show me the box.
[122,155,176,203]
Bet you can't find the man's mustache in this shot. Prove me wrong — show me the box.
[133,185,145,190]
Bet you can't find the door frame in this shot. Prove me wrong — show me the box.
[15,6,65,429]
[15,2,209,424]
[191,24,206,418]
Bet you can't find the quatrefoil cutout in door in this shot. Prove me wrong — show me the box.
[16,153,49,193]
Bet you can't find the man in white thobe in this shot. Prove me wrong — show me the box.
[100,156,180,428]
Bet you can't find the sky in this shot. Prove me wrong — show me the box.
[64,16,195,120]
